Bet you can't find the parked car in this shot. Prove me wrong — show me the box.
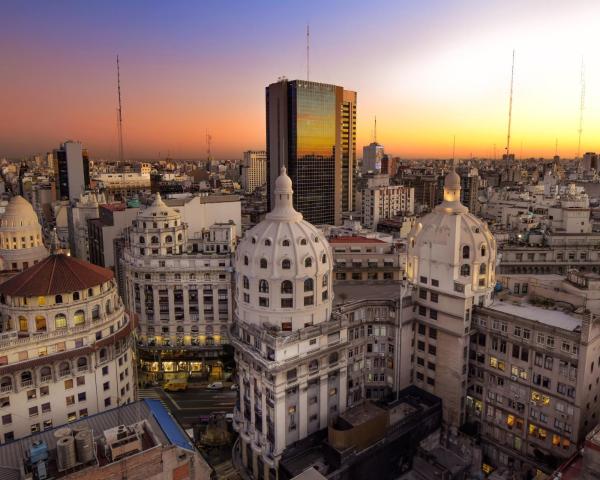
[207,381,224,390]
[230,383,239,391]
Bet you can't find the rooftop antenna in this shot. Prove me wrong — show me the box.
[206,130,212,172]
[374,116,377,143]
[306,24,310,81]
[555,138,559,157]
[452,135,456,167]
[577,57,585,159]
[505,49,515,160]
[116,55,124,163]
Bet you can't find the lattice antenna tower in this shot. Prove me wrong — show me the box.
[505,50,515,160]
[116,55,124,163]
[306,24,310,81]
[577,58,585,160]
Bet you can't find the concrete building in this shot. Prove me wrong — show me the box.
[0,254,135,442]
[67,192,107,262]
[121,194,236,380]
[0,400,212,480]
[329,236,404,284]
[362,142,384,174]
[92,172,151,199]
[361,182,414,229]
[241,151,267,194]
[407,168,497,427]
[53,142,90,202]
[266,80,356,225]
[0,196,48,274]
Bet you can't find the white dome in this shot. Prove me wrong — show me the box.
[0,195,48,271]
[235,168,333,331]
[407,168,496,299]
[138,193,180,221]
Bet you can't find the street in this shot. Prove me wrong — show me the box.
[138,384,238,428]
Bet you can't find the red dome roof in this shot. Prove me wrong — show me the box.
[0,254,114,297]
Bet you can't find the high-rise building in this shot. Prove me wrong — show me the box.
[361,180,415,229]
[362,142,384,174]
[53,141,90,202]
[266,79,356,225]
[241,150,267,193]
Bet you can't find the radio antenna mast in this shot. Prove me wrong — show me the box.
[577,58,585,160]
[505,49,515,160]
[306,24,310,81]
[116,55,124,163]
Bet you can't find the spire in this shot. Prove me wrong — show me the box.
[437,164,467,214]
[266,167,302,222]
[50,228,60,255]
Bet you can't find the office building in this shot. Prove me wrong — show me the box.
[266,79,356,225]
[0,254,135,442]
[361,182,414,229]
[53,142,90,202]
[241,150,267,194]
[362,142,384,174]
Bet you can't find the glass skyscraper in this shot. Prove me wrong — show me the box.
[266,80,356,225]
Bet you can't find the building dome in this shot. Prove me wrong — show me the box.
[0,195,48,272]
[407,167,496,301]
[235,168,333,331]
[131,193,186,256]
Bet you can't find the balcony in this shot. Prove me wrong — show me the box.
[21,379,33,388]
[40,375,53,383]
[0,384,13,393]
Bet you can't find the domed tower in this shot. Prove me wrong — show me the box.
[0,196,48,273]
[235,168,333,331]
[407,167,496,428]
[231,169,344,480]
[129,193,187,257]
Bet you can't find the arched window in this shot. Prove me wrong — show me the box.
[264,239,271,246]
[314,237,320,243]
[35,316,47,332]
[177,233,183,241]
[40,366,51,379]
[55,294,63,304]
[244,255,249,265]
[151,236,159,244]
[322,254,327,264]
[106,300,112,314]
[21,371,32,384]
[165,235,173,243]
[281,281,293,294]
[300,238,307,245]
[73,310,85,326]
[480,263,487,275]
[304,258,312,268]
[19,316,28,332]
[282,239,290,247]
[92,305,100,320]
[481,245,486,257]
[77,357,87,369]
[460,264,471,276]
[251,237,256,244]
[99,348,107,362]
[55,314,67,329]
[59,361,70,376]
[282,259,291,269]
[243,276,249,289]
[176,326,184,333]
[260,258,268,269]
[462,246,470,259]
[0,376,12,390]
[322,273,328,287]
[304,278,314,292]
[259,280,269,293]
[139,236,145,244]
[73,291,80,301]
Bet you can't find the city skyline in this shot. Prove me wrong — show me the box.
[2,0,600,160]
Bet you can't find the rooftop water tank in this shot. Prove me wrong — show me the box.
[56,436,77,471]
[75,429,95,464]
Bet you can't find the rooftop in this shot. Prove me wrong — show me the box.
[487,299,582,331]
[329,236,386,244]
[0,254,114,297]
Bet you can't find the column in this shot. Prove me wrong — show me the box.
[319,374,328,429]
[338,367,348,414]
[168,286,175,342]
[298,380,308,438]
[274,389,287,456]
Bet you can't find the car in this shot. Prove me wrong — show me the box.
[225,413,234,422]
[230,384,239,391]
[207,382,224,390]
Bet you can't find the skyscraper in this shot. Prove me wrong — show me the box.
[53,141,90,201]
[241,150,267,193]
[266,79,356,225]
[362,142,384,174]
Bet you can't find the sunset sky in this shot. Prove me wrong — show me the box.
[1,0,599,160]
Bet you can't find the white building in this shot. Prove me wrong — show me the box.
[361,182,414,229]
[407,168,496,427]
[231,168,346,478]
[0,196,48,274]
[122,193,236,380]
[67,191,107,262]
[241,150,267,194]
[0,254,136,442]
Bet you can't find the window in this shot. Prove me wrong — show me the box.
[55,314,67,329]
[304,278,314,292]
[304,296,314,306]
[73,310,85,326]
[281,298,293,308]
[282,259,291,269]
[260,258,267,269]
[481,246,486,256]
[282,239,290,247]
[259,280,269,293]
[460,264,470,276]
[103,381,110,391]
[430,292,438,303]
[259,297,269,307]
[264,239,271,246]
[304,258,312,268]
[428,345,437,355]
[78,392,86,402]
[462,246,470,259]
[431,279,439,287]
[244,255,248,265]
[479,263,486,275]
[243,276,249,289]
[281,280,293,294]
[322,254,327,263]
[430,309,438,320]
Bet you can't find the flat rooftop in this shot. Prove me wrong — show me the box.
[487,299,581,332]
[333,283,406,306]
